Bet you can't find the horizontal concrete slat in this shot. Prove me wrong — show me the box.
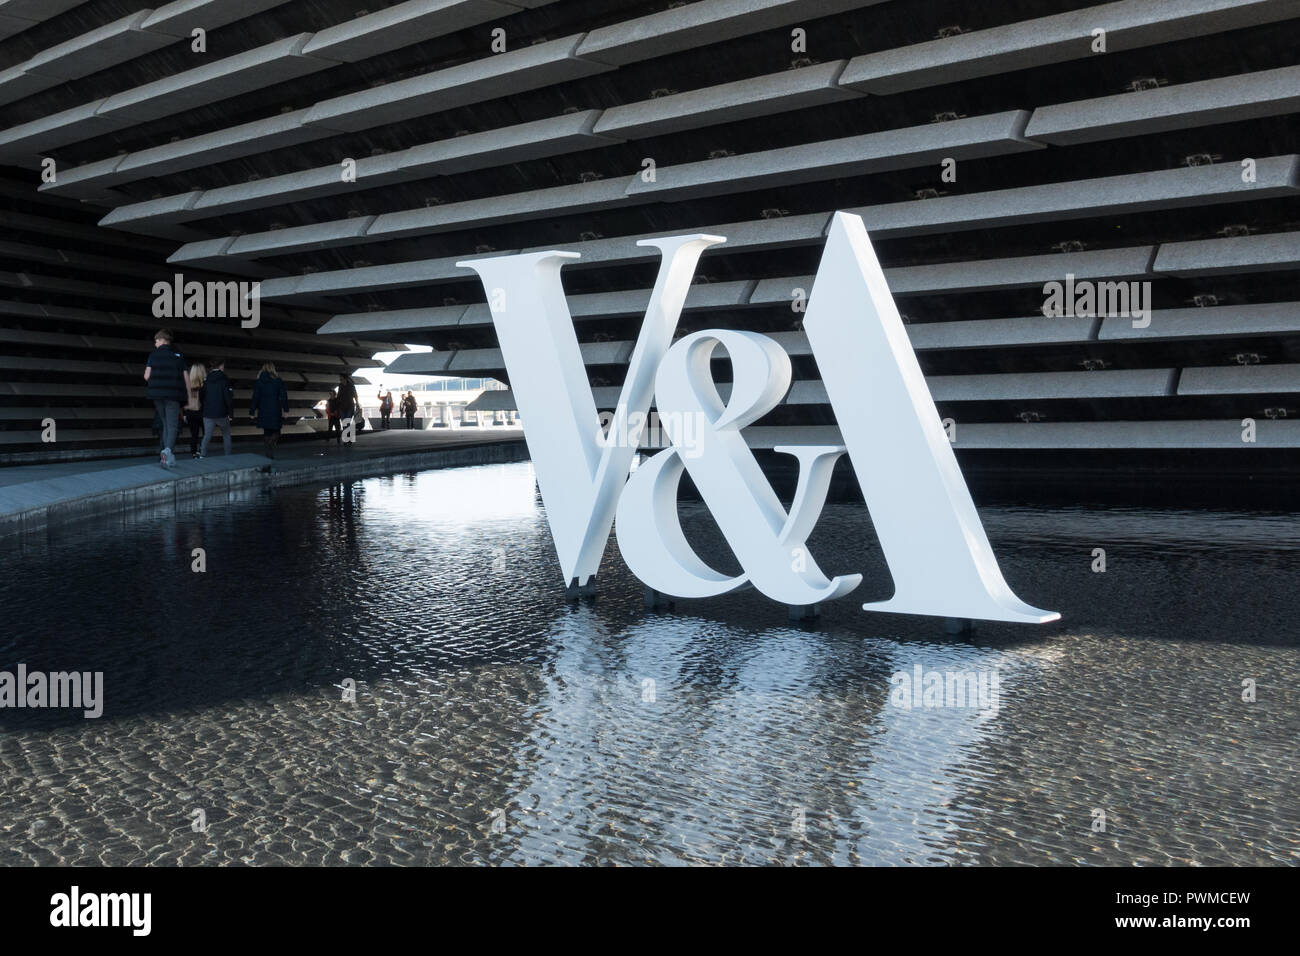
[1,37,336,158]
[389,302,1300,379]
[0,270,150,303]
[1178,363,1300,394]
[140,0,293,38]
[751,246,1156,304]
[79,44,1295,215]
[740,420,1300,449]
[0,298,397,355]
[0,16,33,41]
[0,238,180,281]
[0,64,52,103]
[890,246,1157,296]
[152,111,608,222]
[376,109,610,178]
[100,191,203,226]
[848,156,1300,238]
[1100,302,1300,340]
[0,10,173,105]
[302,34,611,133]
[226,216,377,258]
[839,0,1298,94]
[158,144,1299,273]
[396,316,1101,375]
[576,0,886,66]
[301,0,524,62]
[425,315,1105,377]
[480,279,756,327]
[387,339,632,375]
[64,53,901,205]
[52,332,383,369]
[319,306,468,336]
[1,382,144,397]
[781,368,1175,404]
[0,0,86,23]
[1153,231,1300,277]
[385,350,454,373]
[1025,65,1300,145]
[626,110,1041,201]
[182,111,1041,263]
[22,11,172,81]
[259,252,505,298]
[271,156,1287,302]
[206,211,830,279]
[866,315,1102,350]
[0,99,132,158]
[290,243,1155,308]
[121,109,325,179]
[96,34,331,124]
[592,60,859,139]
[921,368,1177,402]
[534,212,832,268]
[580,366,1177,408]
[52,51,602,196]
[0,355,135,374]
[364,177,637,243]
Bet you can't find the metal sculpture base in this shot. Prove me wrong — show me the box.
[644,586,675,610]
[564,577,597,601]
[788,603,820,622]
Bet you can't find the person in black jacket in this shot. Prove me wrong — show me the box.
[143,329,190,469]
[249,362,290,458]
[336,374,358,422]
[199,358,235,457]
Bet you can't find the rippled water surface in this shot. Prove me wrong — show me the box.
[1,461,1297,865]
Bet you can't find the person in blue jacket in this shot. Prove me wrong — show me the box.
[249,362,290,459]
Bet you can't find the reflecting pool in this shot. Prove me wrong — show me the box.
[1,461,1297,865]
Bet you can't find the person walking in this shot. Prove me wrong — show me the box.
[144,329,190,469]
[250,362,290,459]
[183,362,206,459]
[325,390,342,446]
[337,374,359,442]
[377,386,394,429]
[199,358,234,457]
[402,391,417,429]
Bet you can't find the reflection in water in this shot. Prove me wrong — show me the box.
[0,462,1296,865]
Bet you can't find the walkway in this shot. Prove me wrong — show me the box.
[0,427,527,538]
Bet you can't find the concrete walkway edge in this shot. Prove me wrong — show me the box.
[0,439,529,540]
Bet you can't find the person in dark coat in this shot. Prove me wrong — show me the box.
[325,391,342,446]
[143,328,190,469]
[336,374,359,442]
[199,358,235,457]
[402,391,417,429]
[249,362,290,458]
